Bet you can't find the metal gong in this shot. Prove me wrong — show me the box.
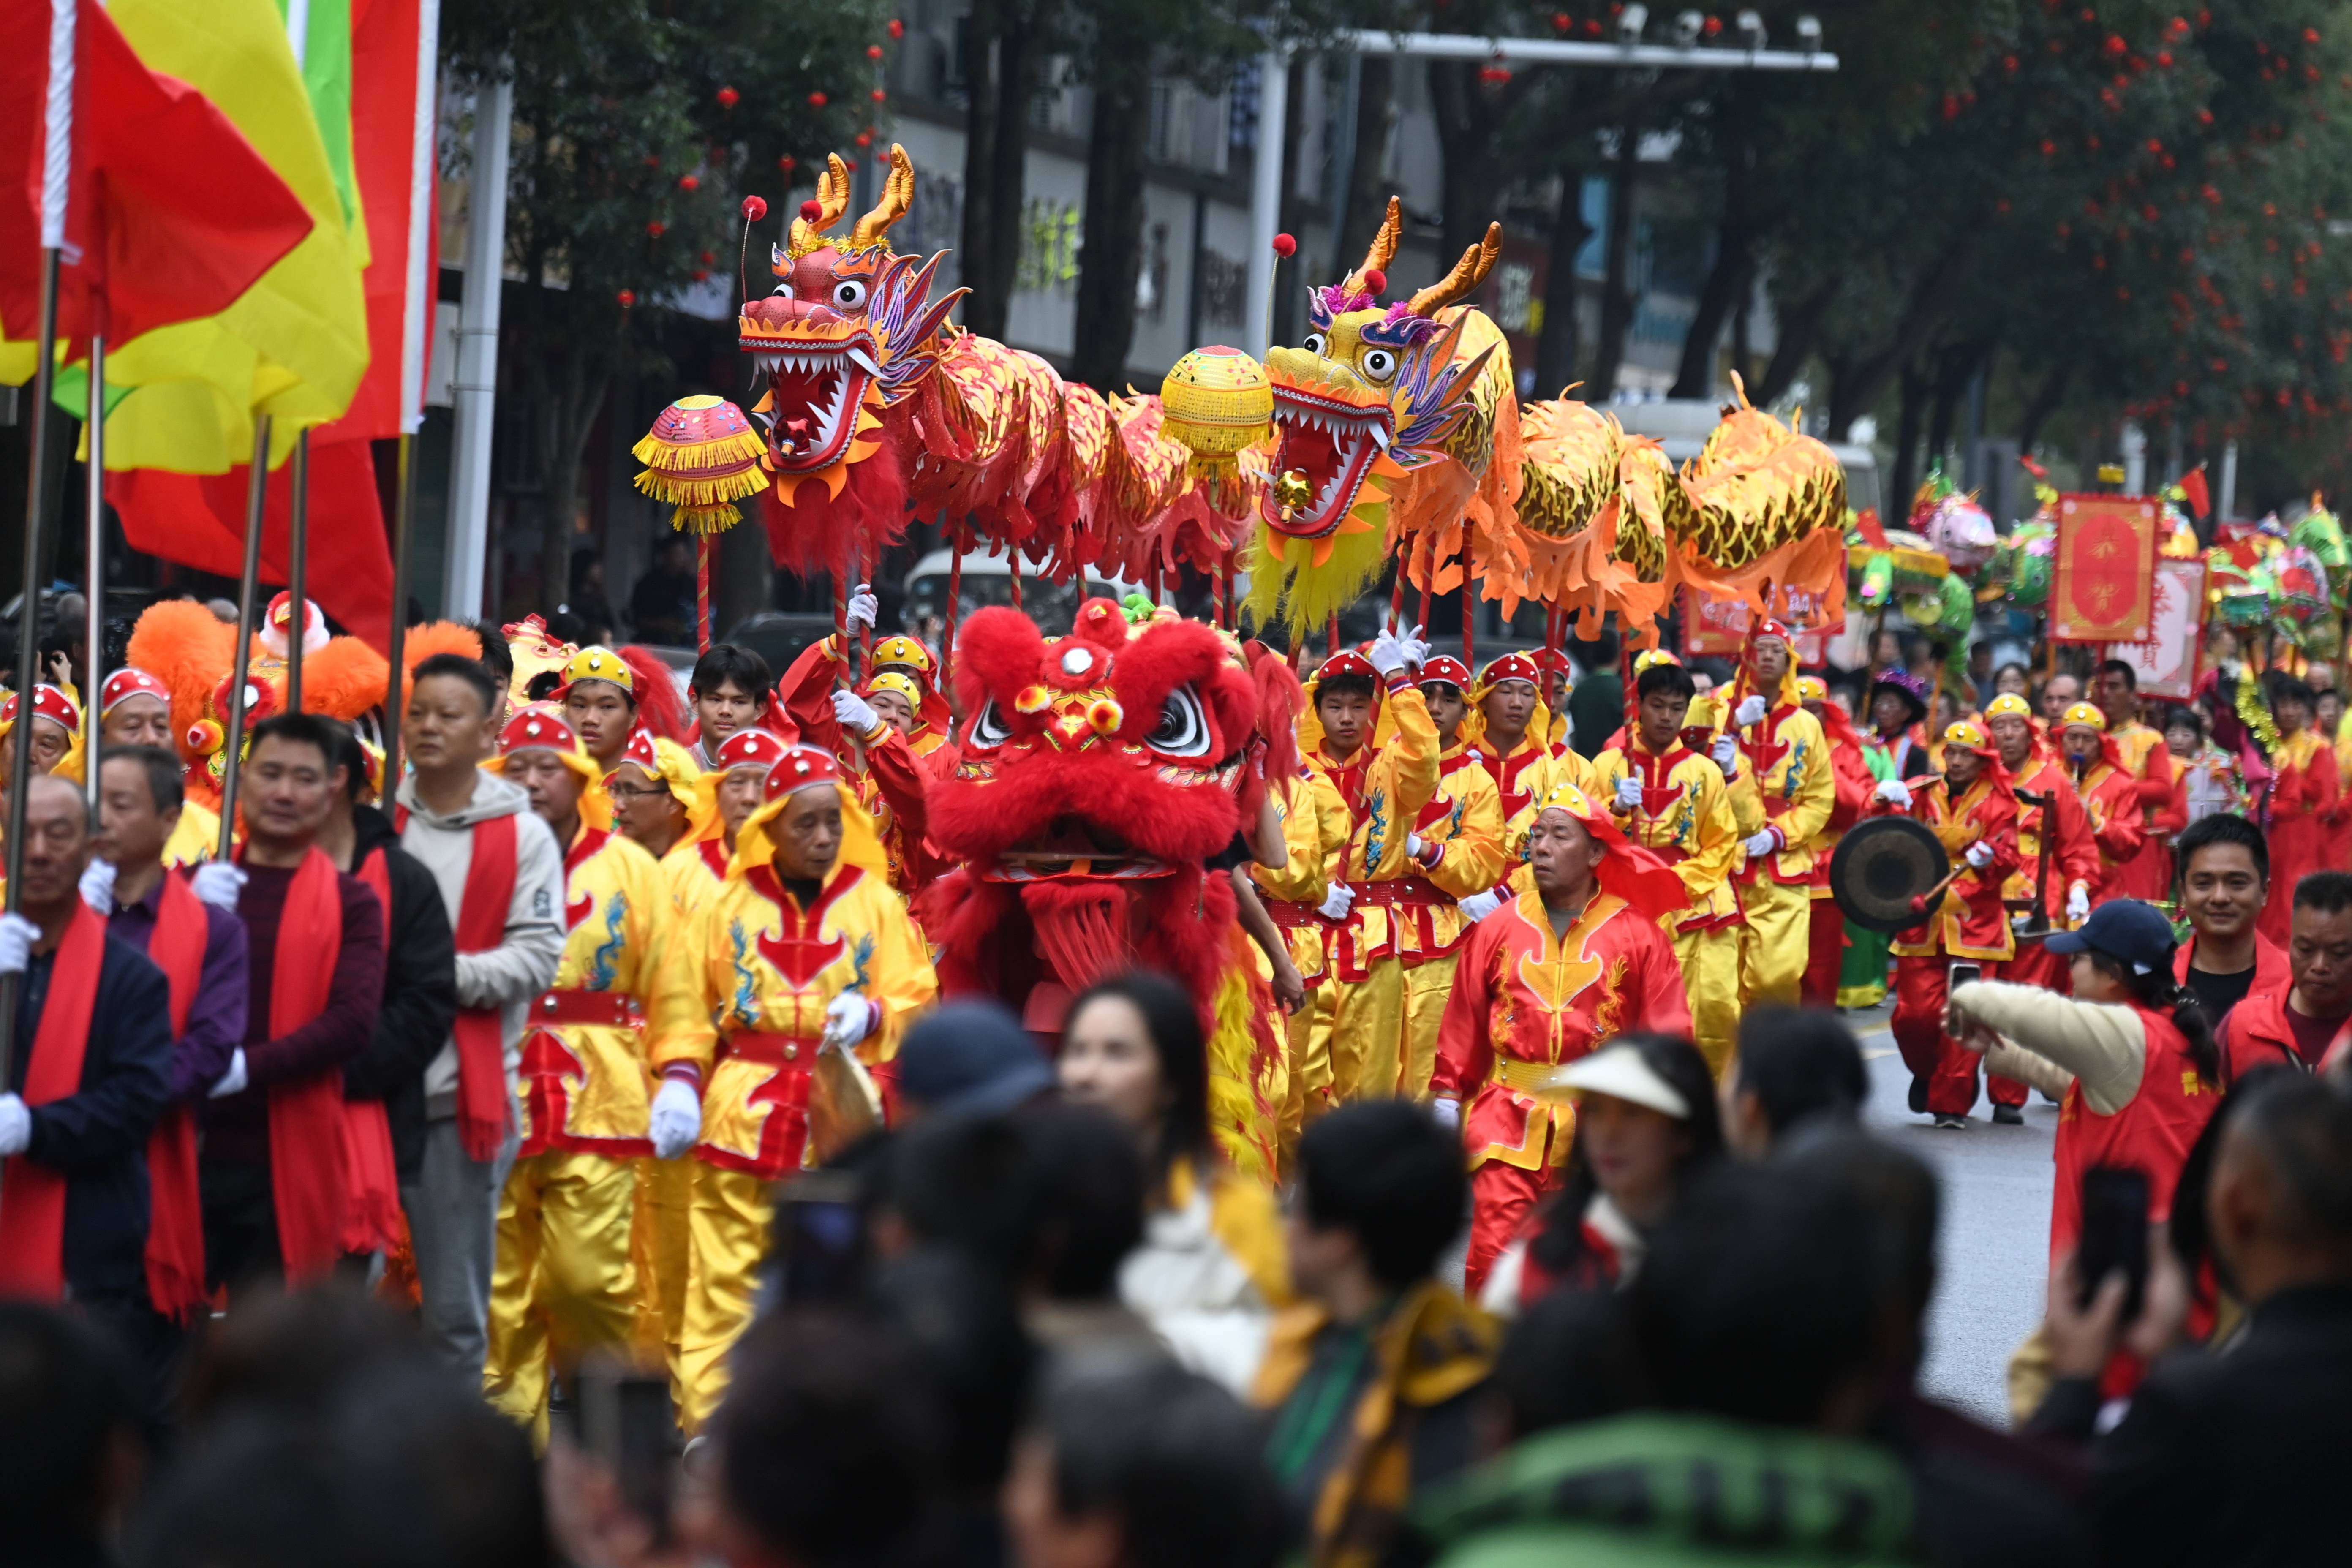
[1830,816,1954,934]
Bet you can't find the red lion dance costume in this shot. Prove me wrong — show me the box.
[920,596,1286,1180]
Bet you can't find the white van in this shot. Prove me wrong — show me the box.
[902,548,1149,637]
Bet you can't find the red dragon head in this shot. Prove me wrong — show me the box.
[738,144,963,574]
[921,597,1263,1026]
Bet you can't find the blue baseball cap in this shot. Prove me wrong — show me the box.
[894,1001,1055,1119]
[2045,898,2177,975]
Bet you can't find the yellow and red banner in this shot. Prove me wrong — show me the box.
[2051,493,2158,643]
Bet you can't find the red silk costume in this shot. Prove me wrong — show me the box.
[2259,730,2342,946]
[1883,749,2021,1118]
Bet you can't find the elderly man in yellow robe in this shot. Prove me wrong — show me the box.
[1719,620,1833,1013]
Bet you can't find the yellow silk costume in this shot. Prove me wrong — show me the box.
[485,826,701,1435]
[1720,688,1833,1015]
[1251,768,1350,1166]
[1397,743,1507,1100]
[664,852,936,1431]
[1592,735,1742,1074]
[162,799,220,867]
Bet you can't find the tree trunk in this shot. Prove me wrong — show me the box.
[537,325,609,635]
[1534,171,1590,399]
[2017,362,2069,455]
[1070,69,1151,390]
[1824,232,1982,438]
[1273,52,1311,346]
[1887,359,1929,525]
[1335,54,1394,272]
[1752,278,1837,406]
[1669,158,1761,400]
[962,0,1051,340]
[1588,120,1642,400]
[959,0,1001,320]
[1428,62,1547,268]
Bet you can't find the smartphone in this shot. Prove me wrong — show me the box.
[771,1168,866,1306]
[1944,962,1983,1036]
[573,1356,678,1541]
[2076,1165,2152,1320]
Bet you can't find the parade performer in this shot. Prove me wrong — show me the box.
[1875,719,2020,1128]
[1293,633,1439,1108]
[1592,660,1743,1073]
[1251,755,1349,1164]
[1393,656,1507,1101]
[2059,702,2150,905]
[920,597,1297,1180]
[664,745,935,1429]
[2093,659,2180,901]
[559,645,693,777]
[1983,693,2100,1122]
[1720,621,1833,1013]
[96,669,218,866]
[1462,651,1596,884]
[1431,779,1690,1293]
[605,728,705,871]
[778,585,960,765]
[479,705,698,1435]
[819,681,948,896]
[0,685,85,785]
[1863,669,1932,779]
[2162,705,2244,828]
[2260,675,2342,945]
[685,645,775,770]
[1797,676,1873,1009]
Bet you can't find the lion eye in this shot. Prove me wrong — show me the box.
[1147,686,1211,759]
[968,697,1012,750]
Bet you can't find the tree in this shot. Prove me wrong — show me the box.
[444,0,886,610]
[961,0,1061,340]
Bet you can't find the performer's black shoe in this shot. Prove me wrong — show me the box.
[1992,1104,2024,1125]
[1908,1075,1927,1114]
[1933,1113,1968,1130]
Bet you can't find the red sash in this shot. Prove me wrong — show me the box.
[396,807,520,1161]
[338,847,401,1255]
[0,904,107,1300]
[256,849,353,1282]
[142,874,209,1320]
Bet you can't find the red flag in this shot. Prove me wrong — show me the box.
[110,444,393,649]
[2179,466,2210,521]
[0,0,312,352]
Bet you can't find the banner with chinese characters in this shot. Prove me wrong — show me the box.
[2105,558,2207,699]
[2050,494,2159,643]
[1683,591,1838,665]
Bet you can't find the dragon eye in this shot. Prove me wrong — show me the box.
[1361,348,1397,382]
[1303,332,1326,355]
[770,281,795,299]
[967,697,1012,751]
[832,278,869,310]
[1147,685,1212,759]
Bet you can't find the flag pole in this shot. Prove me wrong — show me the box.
[82,330,105,812]
[217,418,272,859]
[384,436,415,783]
[287,430,308,713]
[0,247,65,1146]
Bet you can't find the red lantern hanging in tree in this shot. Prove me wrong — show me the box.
[717,85,740,108]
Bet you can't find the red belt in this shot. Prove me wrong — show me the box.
[1347,876,1448,907]
[1265,898,1329,931]
[720,1030,817,1067]
[530,988,642,1027]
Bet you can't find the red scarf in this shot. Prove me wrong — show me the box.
[142,873,209,1320]
[0,903,106,1300]
[338,847,400,1255]
[398,808,520,1161]
[253,848,353,1282]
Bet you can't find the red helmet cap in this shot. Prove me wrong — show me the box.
[99,667,171,715]
[764,745,843,800]
[497,702,584,758]
[1417,655,1473,689]
[1,684,81,732]
[715,727,790,775]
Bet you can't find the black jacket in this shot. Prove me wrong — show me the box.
[10,931,172,1298]
[2031,1281,2352,1568]
[339,803,459,1183]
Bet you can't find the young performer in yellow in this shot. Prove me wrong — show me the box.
[1298,629,1438,1107]
[1465,651,1597,873]
[479,705,700,1438]
[1250,757,1349,1164]
[1719,621,1833,1012]
[1394,656,1507,1100]
[1594,659,1744,1073]
[661,744,936,1429]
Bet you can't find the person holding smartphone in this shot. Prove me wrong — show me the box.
[1945,898,2224,1266]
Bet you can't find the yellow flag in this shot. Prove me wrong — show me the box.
[74,0,369,472]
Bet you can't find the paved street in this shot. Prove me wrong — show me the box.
[1851,1002,2055,1426]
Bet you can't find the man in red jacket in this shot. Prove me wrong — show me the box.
[2173,814,2289,1024]
[2215,869,2352,1080]
[1984,694,2099,1121]
[2059,704,2146,905]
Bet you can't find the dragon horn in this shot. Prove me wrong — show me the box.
[1407,222,1503,316]
[787,154,855,255]
[850,144,917,249]
[1342,196,1402,295]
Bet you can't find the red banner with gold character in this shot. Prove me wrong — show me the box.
[2051,494,2158,643]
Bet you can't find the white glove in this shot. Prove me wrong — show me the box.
[650,1078,703,1160]
[823,990,877,1049]
[1742,830,1779,859]
[0,1094,27,1157]
[1405,833,1431,863]
[1873,778,1913,808]
[1397,623,1429,669]
[1613,775,1645,810]
[1458,888,1505,923]
[831,688,882,735]
[1431,1097,1462,1131]
[1736,694,1769,727]
[1365,630,1410,678]
[208,1048,248,1100]
[1318,883,1356,921]
[1965,841,1995,870]
[78,859,117,916]
[0,912,36,977]
[845,584,878,632]
[2066,884,2091,923]
[1710,736,1739,777]
[192,862,247,911]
